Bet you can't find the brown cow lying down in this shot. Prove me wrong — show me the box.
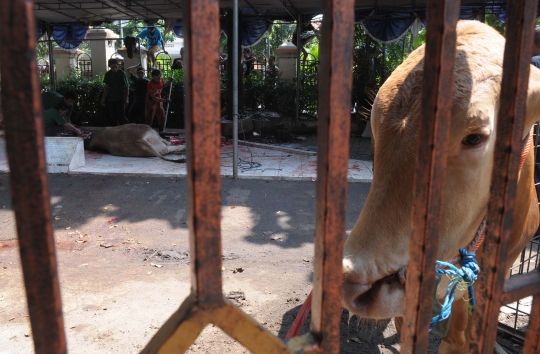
[88,124,186,163]
[341,21,540,353]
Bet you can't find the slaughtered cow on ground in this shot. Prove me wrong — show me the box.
[87,124,186,163]
[341,21,540,353]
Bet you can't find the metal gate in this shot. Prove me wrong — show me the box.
[499,123,540,341]
[1,0,540,354]
[77,52,92,79]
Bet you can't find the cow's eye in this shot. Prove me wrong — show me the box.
[462,134,486,147]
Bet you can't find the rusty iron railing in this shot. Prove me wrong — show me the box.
[470,1,540,353]
[0,1,67,353]
[2,0,540,353]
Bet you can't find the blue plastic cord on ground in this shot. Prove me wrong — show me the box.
[430,248,480,330]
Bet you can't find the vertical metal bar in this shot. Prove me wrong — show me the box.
[310,0,354,351]
[400,1,460,353]
[470,1,538,352]
[138,37,143,67]
[182,0,224,306]
[232,0,239,179]
[0,0,66,353]
[523,295,540,353]
[48,28,55,91]
[295,14,301,128]
[381,42,386,82]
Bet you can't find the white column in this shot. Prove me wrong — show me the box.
[86,29,119,76]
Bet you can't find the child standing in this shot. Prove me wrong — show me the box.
[145,69,173,132]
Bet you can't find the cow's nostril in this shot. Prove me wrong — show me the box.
[341,279,373,312]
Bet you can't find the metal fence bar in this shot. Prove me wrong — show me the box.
[182,0,224,307]
[522,294,540,353]
[470,1,539,352]
[310,0,354,351]
[400,1,461,352]
[0,0,66,353]
[501,271,540,305]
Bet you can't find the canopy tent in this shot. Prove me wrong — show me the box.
[34,0,518,23]
[35,1,532,49]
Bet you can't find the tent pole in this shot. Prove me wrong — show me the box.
[47,27,55,91]
[233,0,239,179]
[295,14,301,128]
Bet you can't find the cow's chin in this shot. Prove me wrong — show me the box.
[341,276,405,319]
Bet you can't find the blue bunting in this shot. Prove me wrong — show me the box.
[51,23,88,49]
[173,20,183,38]
[221,8,273,47]
[240,8,273,47]
[362,10,416,43]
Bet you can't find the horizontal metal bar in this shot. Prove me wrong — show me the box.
[37,37,133,43]
[501,270,540,305]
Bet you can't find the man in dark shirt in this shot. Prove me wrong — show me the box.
[172,47,185,70]
[126,65,149,124]
[41,91,77,123]
[242,48,256,76]
[101,58,130,126]
[43,101,84,137]
[531,27,540,68]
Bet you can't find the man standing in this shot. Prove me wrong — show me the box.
[101,58,130,126]
[241,48,256,76]
[126,64,149,124]
[265,56,279,78]
[137,25,166,70]
[41,91,77,123]
[172,47,185,70]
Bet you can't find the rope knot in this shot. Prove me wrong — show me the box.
[430,248,480,330]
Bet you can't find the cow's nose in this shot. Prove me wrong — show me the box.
[341,279,373,312]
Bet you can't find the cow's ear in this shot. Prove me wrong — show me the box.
[526,66,540,138]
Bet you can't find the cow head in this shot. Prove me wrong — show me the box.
[341,20,540,319]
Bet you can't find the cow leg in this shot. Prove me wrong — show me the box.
[167,145,185,154]
[438,297,469,353]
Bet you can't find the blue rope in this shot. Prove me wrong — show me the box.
[430,248,480,330]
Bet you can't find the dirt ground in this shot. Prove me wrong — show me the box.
[0,174,523,353]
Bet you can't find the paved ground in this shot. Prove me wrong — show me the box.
[0,174,431,354]
[246,132,374,162]
[0,140,524,353]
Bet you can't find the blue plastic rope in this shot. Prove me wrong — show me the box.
[430,248,480,330]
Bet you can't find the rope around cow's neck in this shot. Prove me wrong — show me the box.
[431,249,480,328]
[429,129,533,329]
[285,130,534,339]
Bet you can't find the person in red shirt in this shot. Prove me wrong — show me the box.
[145,69,173,132]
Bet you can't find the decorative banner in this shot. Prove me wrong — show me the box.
[221,8,273,47]
[362,10,416,43]
[51,23,88,49]
[173,20,183,38]
[239,8,273,47]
